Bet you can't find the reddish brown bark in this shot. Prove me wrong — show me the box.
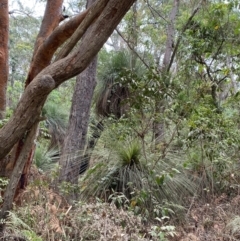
[0,0,136,230]
[0,0,9,119]
[32,0,64,59]
[26,9,89,85]
[3,0,78,181]
[0,2,137,231]
[0,121,40,232]
[55,0,108,61]
[8,0,66,194]
[0,0,136,162]
[26,0,64,86]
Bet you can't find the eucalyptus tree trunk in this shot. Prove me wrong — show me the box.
[2,0,65,198]
[0,0,136,161]
[58,0,98,200]
[0,0,9,119]
[59,57,97,188]
[0,122,39,233]
[0,0,135,228]
[58,57,97,197]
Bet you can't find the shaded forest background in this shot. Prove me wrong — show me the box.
[1,0,240,240]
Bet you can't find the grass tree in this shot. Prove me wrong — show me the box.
[95,51,133,118]
[81,127,196,220]
[81,51,146,178]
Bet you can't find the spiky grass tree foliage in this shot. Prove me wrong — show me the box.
[41,100,68,150]
[95,50,144,118]
[34,143,59,172]
[80,130,196,219]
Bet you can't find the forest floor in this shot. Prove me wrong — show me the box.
[176,191,240,241]
[4,167,240,241]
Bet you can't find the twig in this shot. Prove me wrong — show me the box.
[116,28,150,69]
[167,2,202,72]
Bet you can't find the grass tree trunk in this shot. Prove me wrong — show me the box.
[0,0,9,119]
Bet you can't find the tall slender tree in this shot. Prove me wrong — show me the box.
[58,0,98,200]
[0,0,9,119]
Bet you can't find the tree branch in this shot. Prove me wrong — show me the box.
[32,0,64,57]
[0,75,55,159]
[54,0,109,61]
[116,28,150,69]
[0,0,136,160]
[167,3,201,72]
[25,9,88,85]
[162,0,179,71]
[26,0,64,86]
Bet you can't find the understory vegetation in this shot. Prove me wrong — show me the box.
[2,0,240,240]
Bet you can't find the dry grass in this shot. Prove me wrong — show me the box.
[3,167,240,241]
[2,182,157,241]
[170,192,240,241]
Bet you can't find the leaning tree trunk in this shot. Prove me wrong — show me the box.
[0,0,136,230]
[4,0,91,185]
[0,121,39,233]
[0,0,136,161]
[3,0,65,199]
[0,0,9,120]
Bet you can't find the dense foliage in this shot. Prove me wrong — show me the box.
[2,0,240,240]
